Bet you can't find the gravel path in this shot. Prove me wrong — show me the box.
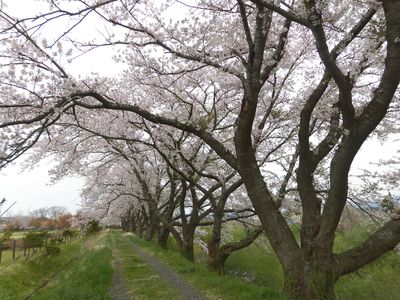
[110,246,131,300]
[130,243,207,300]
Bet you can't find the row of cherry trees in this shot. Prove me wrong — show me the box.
[1,0,399,299]
[50,115,265,271]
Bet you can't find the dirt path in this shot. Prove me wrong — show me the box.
[109,246,131,300]
[130,242,207,300]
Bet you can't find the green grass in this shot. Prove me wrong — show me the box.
[220,223,400,300]
[111,231,184,300]
[223,223,400,300]
[2,226,397,300]
[119,231,289,300]
[335,251,400,300]
[0,232,112,300]
[34,237,113,300]
[117,222,400,300]
[0,239,84,299]
[224,226,284,290]
[0,232,70,267]
[0,247,27,267]
[225,238,284,289]
[334,225,400,300]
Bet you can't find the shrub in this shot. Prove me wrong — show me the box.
[0,230,13,242]
[45,244,61,256]
[24,231,47,248]
[54,237,64,244]
[62,229,74,240]
[86,220,101,235]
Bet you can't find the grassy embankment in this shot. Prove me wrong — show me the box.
[0,230,74,267]
[222,223,400,300]
[119,223,400,300]
[0,232,113,300]
[1,226,398,300]
[117,231,289,300]
[0,231,29,265]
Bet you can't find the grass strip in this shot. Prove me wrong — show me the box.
[23,256,78,299]
[33,244,113,300]
[116,231,288,300]
[0,239,84,299]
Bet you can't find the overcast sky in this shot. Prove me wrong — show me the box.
[0,160,84,216]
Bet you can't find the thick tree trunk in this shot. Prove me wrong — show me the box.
[157,226,170,249]
[138,217,147,239]
[283,251,338,300]
[207,214,224,273]
[182,239,194,261]
[145,221,157,241]
[181,226,196,261]
[207,179,243,273]
[208,247,228,275]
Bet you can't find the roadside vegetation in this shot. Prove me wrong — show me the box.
[0,227,399,300]
[34,235,113,300]
[0,236,85,299]
[221,223,400,300]
[120,231,289,300]
[0,226,108,300]
[123,222,400,300]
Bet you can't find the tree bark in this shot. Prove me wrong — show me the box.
[283,251,338,300]
[181,225,196,261]
[207,210,224,273]
[211,226,263,275]
[157,226,170,249]
[145,221,157,241]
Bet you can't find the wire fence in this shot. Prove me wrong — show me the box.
[0,230,80,270]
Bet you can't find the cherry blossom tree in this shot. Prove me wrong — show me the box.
[1,1,400,299]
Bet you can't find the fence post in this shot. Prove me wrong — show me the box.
[12,239,16,261]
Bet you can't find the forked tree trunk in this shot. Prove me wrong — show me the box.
[207,179,244,273]
[208,248,228,274]
[283,250,338,300]
[208,224,264,275]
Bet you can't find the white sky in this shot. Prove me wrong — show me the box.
[0,158,84,216]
